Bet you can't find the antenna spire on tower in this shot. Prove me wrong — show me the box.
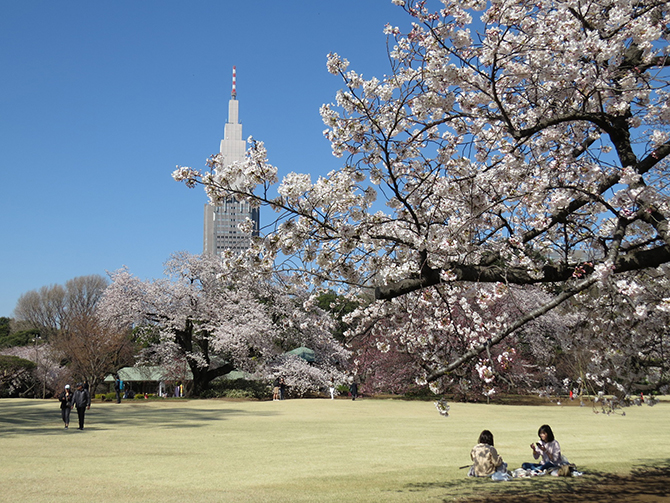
[232,66,237,99]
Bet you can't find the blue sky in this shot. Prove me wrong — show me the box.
[0,1,410,317]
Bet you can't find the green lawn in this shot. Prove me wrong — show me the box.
[1,397,668,502]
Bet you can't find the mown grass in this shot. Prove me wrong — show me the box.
[1,397,668,502]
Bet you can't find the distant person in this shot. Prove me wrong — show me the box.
[72,382,91,430]
[279,377,286,400]
[58,384,73,429]
[522,424,562,472]
[273,377,280,401]
[349,381,358,401]
[468,430,506,477]
[114,374,122,404]
[329,381,335,400]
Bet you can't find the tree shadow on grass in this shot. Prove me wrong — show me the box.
[0,400,279,437]
[402,460,670,502]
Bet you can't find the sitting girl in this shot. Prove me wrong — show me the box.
[522,424,562,472]
[468,430,507,477]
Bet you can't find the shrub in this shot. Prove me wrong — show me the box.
[401,386,441,401]
[126,393,160,399]
[223,389,255,399]
[204,378,271,400]
[97,393,116,402]
[336,384,350,395]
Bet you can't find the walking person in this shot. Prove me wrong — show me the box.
[58,384,73,429]
[114,373,122,403]
[72,382,91,430]
[350,381,358,400]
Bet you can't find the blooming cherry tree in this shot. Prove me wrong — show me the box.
[552,267,670,396]
[175,0,669,391]
[347,282,574,398]
[0,344,65,398]
[99,253,348,396]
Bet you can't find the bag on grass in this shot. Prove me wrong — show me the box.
[491,471,512,481]
[557,464,576,477]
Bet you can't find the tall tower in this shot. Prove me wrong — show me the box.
[203,67,260,254]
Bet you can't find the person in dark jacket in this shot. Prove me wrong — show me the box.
[279,377,286,400]
[114,374,122,403]
[58,384,73,429]
[350,381,358,401]
[72,382,91,430]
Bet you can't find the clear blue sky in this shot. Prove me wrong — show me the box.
[0,1,410,317]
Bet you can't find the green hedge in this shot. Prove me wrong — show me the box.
[200,378,271,399]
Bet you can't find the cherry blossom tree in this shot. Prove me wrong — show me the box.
[348,282,576,399]
[0,343,68,398]
[98,253,349,396]
[174,0,669,394]
[549,267,670,397]
[349,336,423,395]
[265,289,351,396]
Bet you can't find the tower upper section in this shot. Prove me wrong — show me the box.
[220,66,245,165]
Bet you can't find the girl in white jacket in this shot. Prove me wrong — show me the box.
[522,424,562,472]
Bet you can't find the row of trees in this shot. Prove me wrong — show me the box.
[173,0,670,402]
[4,255,668,401]
[1,253,351,399]
[1,275,136,397]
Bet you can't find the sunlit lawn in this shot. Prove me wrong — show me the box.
[1,396,668,502]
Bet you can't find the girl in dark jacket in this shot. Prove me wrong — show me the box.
[59,384,73,429]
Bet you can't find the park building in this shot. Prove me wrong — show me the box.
[203,66,260,255]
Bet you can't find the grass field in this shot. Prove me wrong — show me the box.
[1,397,668,502]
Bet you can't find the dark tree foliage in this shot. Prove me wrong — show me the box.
[0,317,9,339]
[0,317,38,348]
[0,329,40,348]
[315,291,360,344]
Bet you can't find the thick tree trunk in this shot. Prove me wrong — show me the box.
[188,361,235,397]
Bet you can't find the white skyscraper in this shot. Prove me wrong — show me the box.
[203,67,260,254]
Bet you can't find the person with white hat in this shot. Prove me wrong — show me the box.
[58,384,73,429]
